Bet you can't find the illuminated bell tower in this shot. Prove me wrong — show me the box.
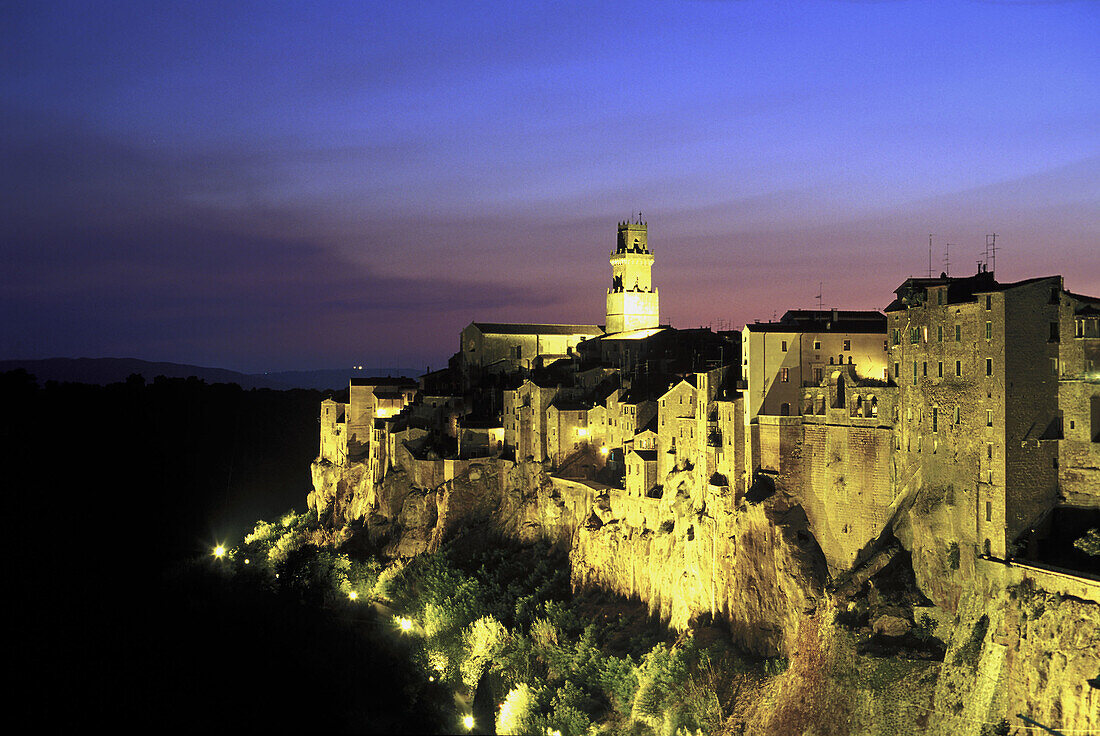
[605,218,659,334]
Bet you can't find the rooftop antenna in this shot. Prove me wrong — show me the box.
[815,282,824,311]
[928,234,934,278]
[986,233,997,275]
[944,242,951,277]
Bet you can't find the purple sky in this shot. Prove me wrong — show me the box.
[2,1,1097,373]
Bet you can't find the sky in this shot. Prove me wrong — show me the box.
[2,0,1097,373]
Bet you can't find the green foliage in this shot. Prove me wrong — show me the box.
[496,683,538,735]
[952,614,989,669]
[948,541,961,570]
[980,719,1011,736]
[461,615,509,690]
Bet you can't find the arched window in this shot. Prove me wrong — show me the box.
[983,539,992,557]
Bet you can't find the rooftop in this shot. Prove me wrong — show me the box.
[470,322,603,336]
[745,309,886,334]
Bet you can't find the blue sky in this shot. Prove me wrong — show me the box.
[2,1,1097,371]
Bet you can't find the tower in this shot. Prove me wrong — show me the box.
[605,218,659,334]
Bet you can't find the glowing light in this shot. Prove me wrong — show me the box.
[396,616,414,632]
[244,558,250,564]
[600,446,609,456]
[212,545,226,558]
[462,715,475,731]
[348,590,358,601]
[577,428,588,437]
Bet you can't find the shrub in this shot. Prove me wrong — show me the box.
[496,683,538,735]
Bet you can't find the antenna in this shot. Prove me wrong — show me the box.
[815,282,824,311]
[944,242,951,277]
[986,233,997,275]
[928,234,934,278]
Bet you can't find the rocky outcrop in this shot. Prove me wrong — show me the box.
[929,582,1099,735]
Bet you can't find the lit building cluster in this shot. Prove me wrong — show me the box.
[316,219,1099,575]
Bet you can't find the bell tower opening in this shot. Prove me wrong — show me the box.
[605,216,659,334]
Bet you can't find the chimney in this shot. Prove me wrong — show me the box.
[831,308,838,323]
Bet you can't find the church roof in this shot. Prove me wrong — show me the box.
[471,322,603,336]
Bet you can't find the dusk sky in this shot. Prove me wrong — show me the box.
[2,1,1097,373]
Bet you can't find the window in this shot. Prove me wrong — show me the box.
[814,367,824,384]
[986,501,992,522]
[954,406,960,424]
[910,328,919,344]
[986,409,993,427]
[913,362,918,384]
[1051,358,1059,376]
[848,356,853,364]
[938,326,943,342]
[955,360,962,377]
[955,324,961,342]
[923,361,928,377]
[987,443,993,459]
[891,330,899,347]
[780,368,789,382]
[893,362,899,378]
[781,340,788,352]
[1049,322,1059,343]
[932,407,938,433]
[938,362,943,378]
[883,339,888,351]
[814,340,822,350]
[986,358,993,376]
[985,295,992,310]
[985,321,992,340]
[843,339,851,351]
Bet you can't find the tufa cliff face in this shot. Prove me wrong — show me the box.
[311,452,827,657]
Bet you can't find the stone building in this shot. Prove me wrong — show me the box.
[742,309,888,422]
[460,322,602,384]
[319,398,347,464]
[1058,291,1100,505]
[886,272,1071,559]
[606,218,660,334]
[346,377,417,458]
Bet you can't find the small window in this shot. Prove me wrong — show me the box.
[986,358,993,376]
[913,362,918,384]
[891,330,899,347]
[986,501,992,522]
[986,409,993,427]
[1049,322,1059,343]
[937,326,943,342]
[985,295,992,310]
[954,406,960,424]
[843,339,851,351]
[848,356,853,364]
[781,368,789,382]
[1051,358,1059,376]
[938,362,943,378]
[955,324,961,342]
[987,443,993,459]
[985,321,992,340]
[932,407,938,433]
[910,328,919,344]
[781,340,788,352]
[955,360,962,377]
[893,362,899,378]
[923,361,928,377]
[815,340,822,350]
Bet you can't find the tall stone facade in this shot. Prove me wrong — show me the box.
[605,219,659,335]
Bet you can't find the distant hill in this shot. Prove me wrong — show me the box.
[0,358,419,390]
